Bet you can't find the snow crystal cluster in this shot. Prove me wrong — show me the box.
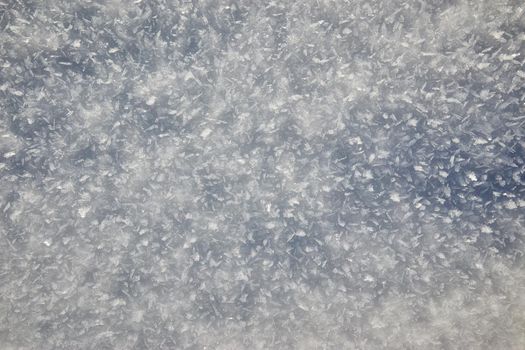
[1,0,524,349]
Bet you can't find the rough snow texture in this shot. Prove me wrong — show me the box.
[1,1,525,349]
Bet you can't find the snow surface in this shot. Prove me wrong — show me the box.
[1,0,525,349]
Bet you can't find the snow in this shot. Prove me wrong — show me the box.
[0,0,524,349]
[390,192,401,203]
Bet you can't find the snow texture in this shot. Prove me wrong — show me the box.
[1,0,525,349]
